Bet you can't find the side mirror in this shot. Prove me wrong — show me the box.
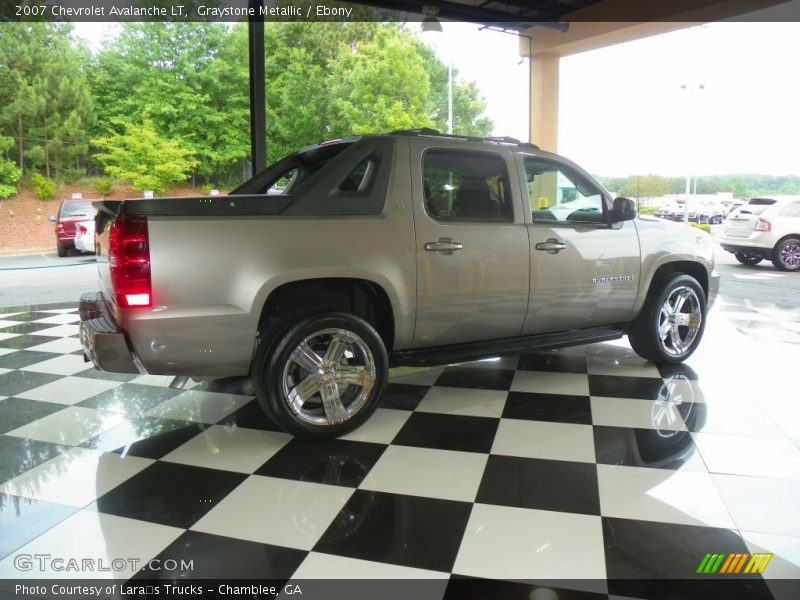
[609,197,637,223]
[48,216,56,223]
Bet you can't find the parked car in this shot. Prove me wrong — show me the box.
[74,220,96,254]
[718,197,800,270]
[78,129,718,439]
[655,203,684,221]
[725,200,745,217]
[49,199,97,257]
[688,200,725,224]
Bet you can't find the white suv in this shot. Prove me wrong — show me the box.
[718,197,800,271]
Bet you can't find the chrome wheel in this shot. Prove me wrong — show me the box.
[779,240,800,269]
[281,328,376,427]
[656,286,703,357]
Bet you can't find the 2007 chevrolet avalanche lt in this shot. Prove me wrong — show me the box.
[79,130,719,439]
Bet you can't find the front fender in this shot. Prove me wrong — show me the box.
[634,217,715,314]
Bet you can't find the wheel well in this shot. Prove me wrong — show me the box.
[648,261,709,300]
[773,233,800,249]
[259,278,395,351]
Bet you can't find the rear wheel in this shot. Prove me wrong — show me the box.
[57,243,67,257]
[253,312,388,440]
[628,274,706,365]
[734,252,763,266]
[771,237,800,272]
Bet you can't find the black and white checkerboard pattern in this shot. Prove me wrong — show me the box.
[1,304,799,599]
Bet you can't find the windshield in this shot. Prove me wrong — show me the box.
[61,201,95,218]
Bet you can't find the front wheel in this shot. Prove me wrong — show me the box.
[253,312,388,440]
[734,252,763,266]
[772,237,800,272]
[628,274,707,365]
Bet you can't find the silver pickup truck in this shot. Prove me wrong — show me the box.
[79,130,719,439]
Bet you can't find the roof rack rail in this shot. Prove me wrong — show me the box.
[388,128,539,150]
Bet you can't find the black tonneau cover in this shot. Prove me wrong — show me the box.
[92,195,292,218]
[91,195,293,234]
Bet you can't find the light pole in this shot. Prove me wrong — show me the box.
[680,83,705,222]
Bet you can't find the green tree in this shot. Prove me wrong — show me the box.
[91,23,248,184]
[327,29,434,135]
[597,177,627,195]
[31,172,56,200]
[88,22,494,182]
[619,175,670,199]
[0,23,94,179]
[0,136,22,198]
[258,22,494,164]
[92,120,196,193]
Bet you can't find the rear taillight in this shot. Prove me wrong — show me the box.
[78,224,87,234]
[755,218,771,232]
[108,215,152,308]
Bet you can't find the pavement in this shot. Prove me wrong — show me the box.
[0,252,99,308]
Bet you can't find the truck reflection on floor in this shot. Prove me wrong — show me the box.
[87,363,709,583]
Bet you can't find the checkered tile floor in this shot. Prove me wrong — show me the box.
[1,303,799,599]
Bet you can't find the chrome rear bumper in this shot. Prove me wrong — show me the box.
[79,291,141,374]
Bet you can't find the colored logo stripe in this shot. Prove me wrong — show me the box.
[697,553,725,573]
[696,552,773,574]
[745,553,773,574]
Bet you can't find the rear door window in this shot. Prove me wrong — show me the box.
[422,149,513,222]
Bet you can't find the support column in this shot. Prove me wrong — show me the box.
[530,53,560,152]
[248,0,266,174]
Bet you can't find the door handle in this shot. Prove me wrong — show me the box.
[424,238,463,255]
[535,238,567,254]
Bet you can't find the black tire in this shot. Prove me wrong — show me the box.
[628,273,707,365]
[57,243,67,257]
[734,252,763,266]
[252,312,388,440]
[771,237,800,272]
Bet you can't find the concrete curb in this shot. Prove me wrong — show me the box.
[0,248,54,257]
[0,262,96,271]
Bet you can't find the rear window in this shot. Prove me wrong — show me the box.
[266,168,299,195]
[230,141,354,196]
[280,137,394,216]
[739,198,777,216]
[60,202,95,218]
[339,157,377,193]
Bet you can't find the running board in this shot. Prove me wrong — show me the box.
[390,326,626,367]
